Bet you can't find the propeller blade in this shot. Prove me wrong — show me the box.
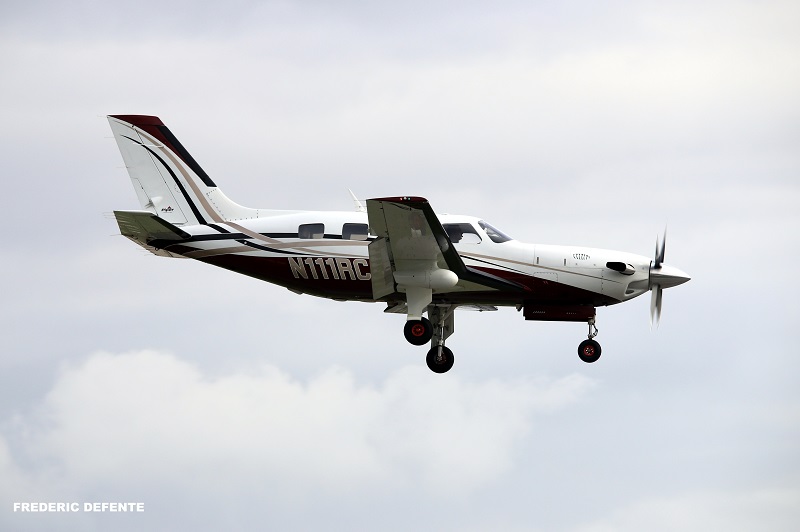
[650,284,663,327]
[654,228,666,269]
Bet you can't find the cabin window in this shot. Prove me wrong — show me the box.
[443,223,482,244]
[478,220,513,243]
[298,223,324,239]
[342,223,369,241]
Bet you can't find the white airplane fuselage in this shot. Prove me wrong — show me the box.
[155,209,662,308]
[108,114,690,372]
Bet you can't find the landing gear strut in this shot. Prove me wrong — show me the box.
[401,308,456,373]
[578,317,601,363]
[400,286,456,372]
[425,305,456,373]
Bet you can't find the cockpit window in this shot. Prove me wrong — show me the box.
[443,223,482,244]
[478,220,513,243]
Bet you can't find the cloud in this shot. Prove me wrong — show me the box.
[574,489,800,532]
[1,350,595,529]
[1,1,798,530]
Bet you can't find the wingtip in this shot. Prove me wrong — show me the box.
[368,196,429,204]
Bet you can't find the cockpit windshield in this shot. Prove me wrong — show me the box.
[478,220,513,243]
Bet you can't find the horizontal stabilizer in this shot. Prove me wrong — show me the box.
[113,210,190,257]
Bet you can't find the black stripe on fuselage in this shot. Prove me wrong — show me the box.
[260,233,344,240]
[179,233,277,243]
[146,237,309,256]
[176,232,367,243]
[236,240,307,255]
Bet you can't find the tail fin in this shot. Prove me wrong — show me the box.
[108,115,261,225]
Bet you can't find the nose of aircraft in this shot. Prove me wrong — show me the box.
[650,263,691,289]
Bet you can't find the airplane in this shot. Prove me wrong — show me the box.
[107,115,690,373]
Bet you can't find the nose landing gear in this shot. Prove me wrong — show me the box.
[578,318,602,363]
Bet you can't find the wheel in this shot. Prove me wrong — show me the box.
[404,318,433,346]
[426,345,454,373]
[578,339,602,363]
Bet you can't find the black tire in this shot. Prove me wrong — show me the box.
[426,346,454,373]
[578,339,602,363]
[404,318,433,346]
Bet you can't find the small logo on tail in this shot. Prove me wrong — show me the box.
[161,206,174,213]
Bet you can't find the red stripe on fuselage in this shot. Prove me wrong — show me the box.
[191,253,618,307]
[197,255,374,300]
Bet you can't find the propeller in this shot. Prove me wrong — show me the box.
[649,229,666,326]
[646,229,691,326]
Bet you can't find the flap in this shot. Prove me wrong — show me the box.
[367,196,453,273]
[366,197,529,296]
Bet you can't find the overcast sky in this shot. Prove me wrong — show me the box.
[1,0,798,530]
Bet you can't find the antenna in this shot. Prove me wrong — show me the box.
[348,189,367,212]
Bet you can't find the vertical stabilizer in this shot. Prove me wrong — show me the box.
[108,115,262,225]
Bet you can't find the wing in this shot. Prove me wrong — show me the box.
[366,196,527,300]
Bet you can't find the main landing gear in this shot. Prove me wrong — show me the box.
[578,318,602,363]
[403,318,433,345]
[426,345,454,374]
[404,305,456,373]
